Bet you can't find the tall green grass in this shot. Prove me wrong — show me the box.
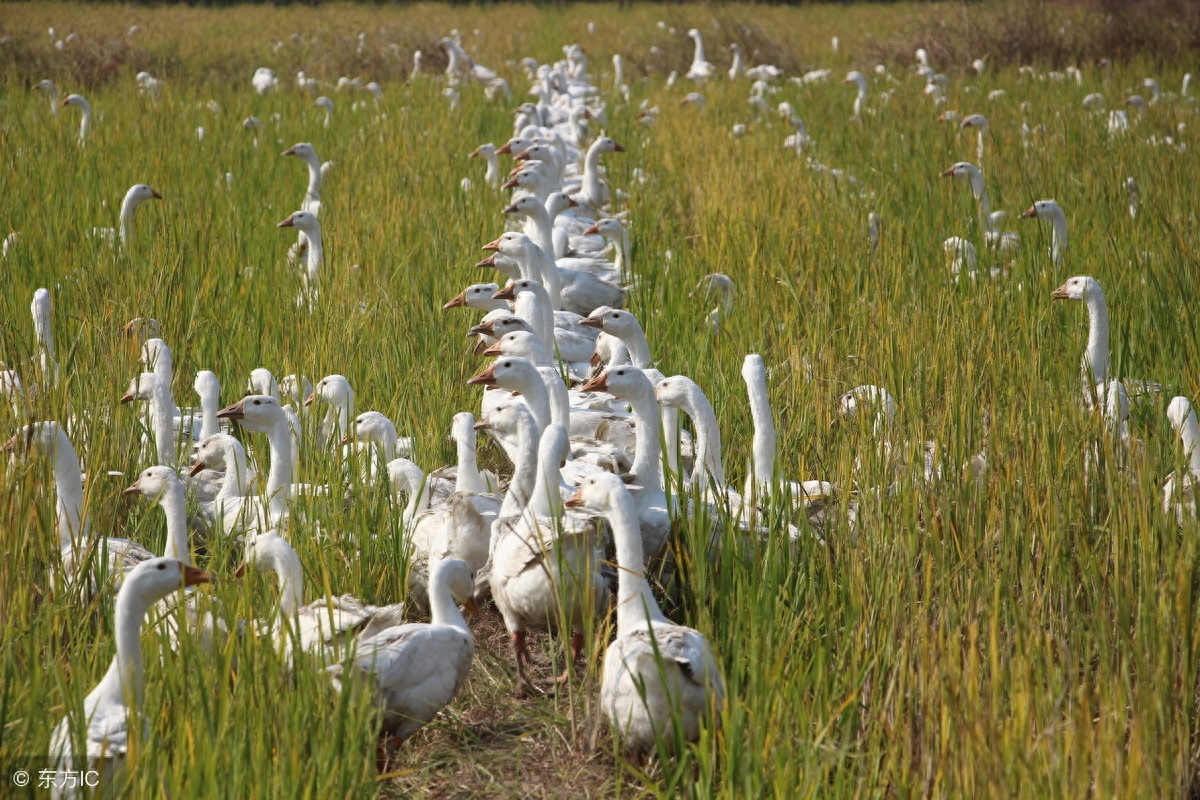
[0,2,1199,798]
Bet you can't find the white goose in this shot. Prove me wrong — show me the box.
[91,184,162,249]
[1164,397,1200,522]
[489,423,606,693]
[326,558,475,750]
[122,466,226,647]
[48,559,212,800]
[306,374,354,449]
[741,355,835,521]
[189,433,255,503]
[238,532,407,662]
[1050,275,1158,408]
[61,93,91,145]
[1020,199,1069,267]
[469,143,501,187]
[209,395,295,535]
[566,473,723,758]
[579,366,671,563]
[685,29,716,81]
[2,422,154,591]
[277,210,323,303]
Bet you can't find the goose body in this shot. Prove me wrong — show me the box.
[326,558,475,741]
[566,473,723,757]
[48,559,212,799]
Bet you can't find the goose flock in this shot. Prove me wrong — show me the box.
[5,14,1199,796]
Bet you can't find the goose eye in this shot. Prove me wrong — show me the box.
[157,563,166,570]
[253,399,261,405]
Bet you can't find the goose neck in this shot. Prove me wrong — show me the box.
[496,410,539,517]
[53,434,86,549]
[528,426,567,519]
[271,540,305,617]
[1083,289,1110,386]
[607,488,668,634]
[627,382,664,491]
[158,483,191,564]
[147,381,177,465]
[683,384,725,487]
[96,581,159,708]
[264,419,294,514]
[744,368,776,487]
[429,575,469,632]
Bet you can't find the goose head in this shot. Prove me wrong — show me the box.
[306,374,353,408]
[193,370,220,399]
[444,283,502,310]
[581,218,625,240]
[580,308,642,339]
[940,161,980,180]
[1050,275,1100,302]
[190,433,240,474]
[120,372,161,404]
[247,368,279,400]
[277,210,319,233]
[564,470,629,511]
[1,420,67,454]
[514,143,557,164]
[469,143,496,159]
[278,374,312,404]
[123,465,182,501]
[544,191,577,218]
[125,557,212,597]
[1167,397,1196,434]
[580,364,652,401]
[217,394,286,433]
[501,195,544,217]
[429,558,476,607]
[345,410,396,446]
[121,317,162,342]
[653,375,697,409]
[591,136,625,154]
[481,330,547,360]
[62,93,89,111]
[497,136,535,156]
[282,142,318,161]
[960,113,989,131]
[492,278,546,303]
[466,356,539,392]
[838,385,898,428]
[500,168,544,192]
[1020,199,1062,220]
[467,315,532,341]
[237,531,292,577]
[124,184,163,206]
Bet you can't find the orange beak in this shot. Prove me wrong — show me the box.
[481,342,504,356]
[216,398,247,419]
[482,237,502,252]
[189,461,207,477]
[579,372,608,392]
[1050,281,1070,299]
[492,283,517,301]
[476,254,498,268]
[119,390,136,404]
[1019,206,1038,219]
[443,292,467,309]
[122,480,141,496]
[939,166,956,178]
[150,189,163,200]
[501,176,520,189]
[277,214,296,228]
[303,392,315,407]
[580,314,605,329]
[466,363,498,386]
[564,488,585,508]
[183,564,215,587]
[282,145,298,156]
[582,222,600,236]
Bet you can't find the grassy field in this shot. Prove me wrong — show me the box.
[1,2,1199,797]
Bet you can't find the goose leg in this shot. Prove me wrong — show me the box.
[551,631,585,683]
[512,630,544,696]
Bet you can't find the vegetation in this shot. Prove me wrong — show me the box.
[0,2,1198,798]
